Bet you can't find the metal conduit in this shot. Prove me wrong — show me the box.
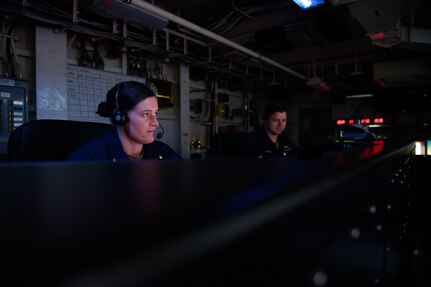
[116,0,307,81]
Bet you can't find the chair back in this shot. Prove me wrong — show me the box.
[7,119,113,162]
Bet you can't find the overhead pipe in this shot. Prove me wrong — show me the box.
[115,0,307,81]
[72,0,78,23]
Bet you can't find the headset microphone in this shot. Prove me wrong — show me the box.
[156,124,165,139]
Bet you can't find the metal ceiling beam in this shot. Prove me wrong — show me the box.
[115,0,307,81]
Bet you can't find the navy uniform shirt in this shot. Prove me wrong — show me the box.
[66,127,181,162]
[242,128,297,158]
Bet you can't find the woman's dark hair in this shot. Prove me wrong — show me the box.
[261,101,288,120]
[97,81,156,118]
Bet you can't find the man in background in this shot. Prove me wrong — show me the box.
[242,101,297,158]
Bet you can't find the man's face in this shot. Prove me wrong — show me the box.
[264,111,287,135]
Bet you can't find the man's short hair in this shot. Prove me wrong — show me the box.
[261,102,288,120]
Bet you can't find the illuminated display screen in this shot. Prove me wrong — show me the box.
[293,0,325,9]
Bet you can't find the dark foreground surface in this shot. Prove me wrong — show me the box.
[1,141,428,286]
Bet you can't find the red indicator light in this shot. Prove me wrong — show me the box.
[372,33,386,38]
[103,1,114,8]
[348,119,354,124]
[336,119,346,125]
[374,118,384,124]
[361,118,371,124]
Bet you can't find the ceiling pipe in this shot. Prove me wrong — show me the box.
[115,0,307,81]
[72,0,78,23]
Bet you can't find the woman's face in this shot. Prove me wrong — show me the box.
[264,111,287,135]
[124,96,159,145]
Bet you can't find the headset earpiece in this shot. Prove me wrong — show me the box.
[113,109,128,126]
[112,83,128,126]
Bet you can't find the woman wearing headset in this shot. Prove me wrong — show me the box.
[67,81,181,161]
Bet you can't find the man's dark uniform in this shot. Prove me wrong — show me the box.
[242,128,297,158]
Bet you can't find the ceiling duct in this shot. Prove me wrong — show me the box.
[347,0,403,35]
[359,15,431,48]
[405,27,431,46]
[346,0,431,48]
[89,0,168,30]
[347,0,406,47]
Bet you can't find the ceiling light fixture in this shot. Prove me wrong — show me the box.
[293,0,326,10]
[307,55,331,91]
[345,93,374,99]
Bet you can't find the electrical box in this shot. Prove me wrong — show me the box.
[0,78,28,155]
[148,79,175,108]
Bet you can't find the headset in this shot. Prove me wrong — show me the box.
[112,83,128,126]
[156,124,165,139]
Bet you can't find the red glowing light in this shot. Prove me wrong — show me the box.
[337,117,384,126]
[372,33,386,38]
[358,141,385,160]
[103,1,114,8]
[360,118,371,124]
[374,118,384,124]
